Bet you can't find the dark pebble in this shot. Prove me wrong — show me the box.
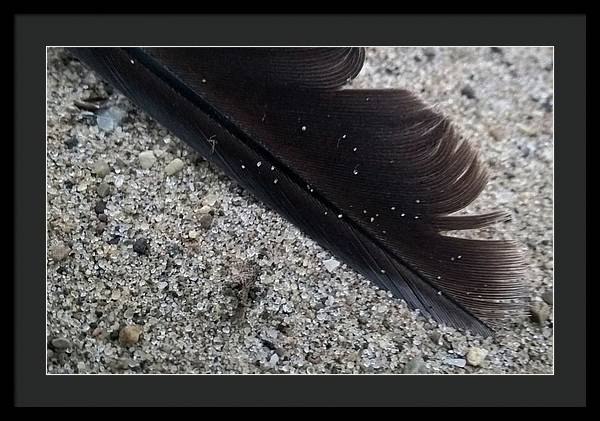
[541,290,554,305]
[95,310,104,318]
[460,85,477,99]
[168,245,182,257]
[107,235,121,245]
[64,180,74,190]
[98,213,108,222]
[413,55,422,62]
[95,222,107,234]
[490,47,504,55]
[541,97,553,113]
[64,137,79,149]
[50,337,72,351]
[423,48,436,61]
[109,330,120,341]
[133,238,150,255]
[94,200,106,215]
[199,213,213,229]
[89,322,98,329]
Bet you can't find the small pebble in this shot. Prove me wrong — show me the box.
[96,106,126,132]
[93,160,111,177]
[96,182,111,198]
[530,301,551,325]
[460,85,476,99]
[198,205,213,215]
[201,194,218,207]
[64,137,79,149]
[517,123,537,136]
[118,325,143,347]
[133,238,149,255]
[403,356,426,374]
[138,150,157,169]
[489,127,504,142]
[91,327,105,338]
[98,213,108,222]
[95,222,107,234]
[323,258,340,273]
[541,290,553,305]
[165,158,185,175]
[51,337,72,351]
[50,243,71,262]
[422,48,436,61]
[445,358,467,368]
[94,200,106,215]
[198,213,213,229]
[466,347,488,366]
[429,331,443,345]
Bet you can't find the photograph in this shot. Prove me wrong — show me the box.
[45,46,554,375]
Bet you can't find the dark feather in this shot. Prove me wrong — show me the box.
[69,47,528,336]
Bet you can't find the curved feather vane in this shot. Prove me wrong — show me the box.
[69,47,528,336]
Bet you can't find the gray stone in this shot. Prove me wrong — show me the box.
[323,258,340,273]
[429,331,443,345]
[50,243,71,262]
[95,222,107,234]
[199,213,213,229]
[403,356,426,374]
[460,85,476,99]
[541,290,553,305]
[138,150,157,169]
[422,48,436,61]
[93,160,111,177]
[97,106,126,132]
[165,158,185,175]
[96,182,111,198]
[530,301,551,325]
[51,337,72,350]
[133,238,149,255]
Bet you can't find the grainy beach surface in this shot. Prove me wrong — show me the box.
[46,47,554,374]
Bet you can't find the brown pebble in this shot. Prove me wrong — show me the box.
[489,127,504,142]
[50,243,71,262]
[118,324,143,346]
[530,301,551,325]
